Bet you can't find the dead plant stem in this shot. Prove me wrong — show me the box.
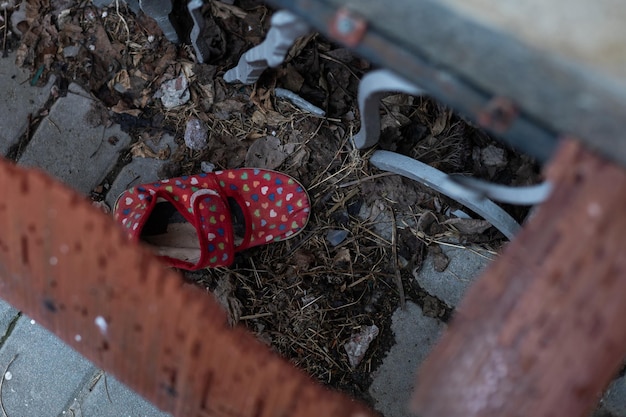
[390,208,406,309]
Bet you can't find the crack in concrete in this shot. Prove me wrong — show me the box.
[0,313,22,350]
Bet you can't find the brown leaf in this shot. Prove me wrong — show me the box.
[111,100,142,117]
[443,218,493,235]
[332,247,351,267]
[430,109,451,136]
[250,86,274,113]
[210,0,247,20]
[130,142,170,160]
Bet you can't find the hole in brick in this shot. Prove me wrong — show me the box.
[21,235,29,265]
[43,298,57,313]
[161,383,178,398]
[191,340,201,359]
[20,177,29,193]
[98,256,107,268]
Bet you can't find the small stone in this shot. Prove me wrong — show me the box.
[344,325,379,368]
[201,161,216,173]
[184,118,209,150]
[4,371,12,381]
[63,45,81,58]
[481,145,507,168]
[326,229,349,246]
[156,74,190,109]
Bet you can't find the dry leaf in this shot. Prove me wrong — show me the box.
[130,142,170,160]
[443,218,492,235]
[108,69,132,93]
[111,100,142,117]
[431,109,451,136]
[250,86,274,113]
[210,0,247,20]
[332,247,352,267]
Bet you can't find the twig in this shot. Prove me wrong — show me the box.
[0,354,18,417]
[114,0,131,44]
[2,8,7,58]
[301,295,324,311]
[240,312,273,320]
[390,208,406,309]
[338,172,395,188]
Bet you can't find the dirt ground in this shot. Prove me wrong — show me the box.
[5,0,541,405]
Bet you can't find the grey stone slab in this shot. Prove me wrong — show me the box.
[594,376,626,417]
[0,300,19,338]
[19,83,131,194]
[105,134,177,209]
[67,372,172,417]
[0,53,55,155]
[415,245,493,308]
[369,302,445,417]
[0,316,96,416]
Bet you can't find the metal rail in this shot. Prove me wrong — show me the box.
[265,0,626,168]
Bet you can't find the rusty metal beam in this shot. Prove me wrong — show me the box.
[412,139,626,417]
[0,158,377,417]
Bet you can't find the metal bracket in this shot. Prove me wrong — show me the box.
[370,151,521,239]
[139,0,179,44]
[353,69,424,149]
[353,69,522,238]
[223,10,310,84]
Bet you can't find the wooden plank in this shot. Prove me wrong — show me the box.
[411,139,626,417]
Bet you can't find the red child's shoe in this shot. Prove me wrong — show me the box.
[113,169,310,270]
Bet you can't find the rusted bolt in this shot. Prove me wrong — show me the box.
[329,8,367,47]
[478,97,519,134]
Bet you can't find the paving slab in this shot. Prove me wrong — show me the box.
[67,372,172,417]
[415,245,493,308]
[0,54,55,155]
[0,316,96,416]
[105,134,178,209]
[594,376,626,417]
[369,302,445,417]
[19,83,131,194]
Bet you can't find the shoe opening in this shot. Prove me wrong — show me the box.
[139,197,246,266]
[140,199,202,264]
